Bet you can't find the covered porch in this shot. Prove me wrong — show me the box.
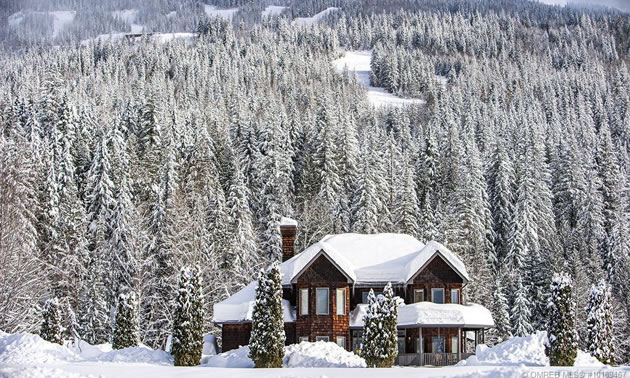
[349,301,495,366]
[394,327,486,366]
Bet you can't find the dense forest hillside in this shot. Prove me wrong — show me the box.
[1,0,630,363]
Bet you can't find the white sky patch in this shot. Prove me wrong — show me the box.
[203,5,239,20]
[292,7,339,26]
[332,50,424,108]
[262,6,287,17]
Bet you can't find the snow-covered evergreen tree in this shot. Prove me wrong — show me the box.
[112,292,140,350]
[249,263,285,368]
[547,273,578,366]
[360,284,399,368]
[585,280,614,364]
[40,298,63,345]
[172,266,205,367]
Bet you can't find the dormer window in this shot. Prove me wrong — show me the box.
[431,288,444,304]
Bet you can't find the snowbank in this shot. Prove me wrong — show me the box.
[0,333,79,365]
[94,345,173,365]
[204,345,254,368]
[283,342,366,368]
[459,332,604,368]
[574,350,604,367]
[0,332,171,367]
[200,334,219,364]
[459,331,549,367]
[204,342,366,368]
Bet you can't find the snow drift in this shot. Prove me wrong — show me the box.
[204,341,366,368]
[459,331,604,368]
[0,332,172,366]
[0,333,79,365]
[283,342,366,368]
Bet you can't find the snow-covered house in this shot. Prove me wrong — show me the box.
[213,219,494,366]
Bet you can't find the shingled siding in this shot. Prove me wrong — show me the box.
[221,323,297,352]
[408,255,463,304]
[295,253,351,350]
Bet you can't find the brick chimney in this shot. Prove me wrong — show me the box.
[280,217,297,262]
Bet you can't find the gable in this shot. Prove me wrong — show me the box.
[295,252,350,283]
[412,254,464,284]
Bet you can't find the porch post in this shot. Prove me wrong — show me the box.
[457,328,462,362]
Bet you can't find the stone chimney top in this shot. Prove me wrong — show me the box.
[280,217,297,262]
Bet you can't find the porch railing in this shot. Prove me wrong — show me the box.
[395,352,475,366]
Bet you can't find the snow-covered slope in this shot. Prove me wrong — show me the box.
[112,9,144,34]
[204,5,239,20]
[8,10,76,38]
[292,7,340,25]
[262,6,288,17]
[332,51,425,108]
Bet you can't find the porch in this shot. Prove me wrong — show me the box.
[396,352,476,367]
[393,327,486,366]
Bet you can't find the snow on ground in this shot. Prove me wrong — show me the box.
[50,11,76,38]
[283,342,366,368]
[7,11,25,27]
[292,7,340,25]
[262,6,287,17]
[112,10,144,34]
[332,50,425,108]
[1,331,625,377]
[167,11,177,19]
[459,331,549,367]
[204,5,239,20]
[7,10,75,38]
[574,350,605,367]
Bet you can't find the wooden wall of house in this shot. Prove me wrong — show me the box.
[221,323,296,352]
[408,255,464,304]
[295,253,350,350]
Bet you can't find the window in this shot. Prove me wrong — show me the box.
[432,336,445,353]
[451,289,460,304]
[413,289,424,303]
[352,330,363,353]
[431,288,444,304]
[362,291,383,303]
[316,288,329,315]
[299,336,309,343]
[315,336,329,342]
[397,330,406,354]
[336,336,346,349]
[451,336,458,353]
[300,288,309,315]
[336,288,346,315]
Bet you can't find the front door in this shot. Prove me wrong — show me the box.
[397,330,406,354]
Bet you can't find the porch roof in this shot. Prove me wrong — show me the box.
[350,302,495,329]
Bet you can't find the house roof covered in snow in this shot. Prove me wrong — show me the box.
[350,302,495,329]
[213,233,472,324]
[280,234,469,285]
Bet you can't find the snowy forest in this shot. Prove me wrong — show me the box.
[1,0,630,365]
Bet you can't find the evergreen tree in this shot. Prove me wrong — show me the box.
[547,273,578,366]
[585,280,615,364]
[40,298,63,345]
[172,266,205,367]
[112,292,140,350]
[360,284,399,368]
[249,263,285,368]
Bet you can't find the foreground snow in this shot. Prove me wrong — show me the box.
[0,331,625,377]
[332,51,425,108]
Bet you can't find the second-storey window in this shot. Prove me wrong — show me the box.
[300,288,309,315]
[336,288,346,315]
[431,288,444,304]
[316,288,329,315]
[451,289,460,304]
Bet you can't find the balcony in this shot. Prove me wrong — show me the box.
[395,352,475,366]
